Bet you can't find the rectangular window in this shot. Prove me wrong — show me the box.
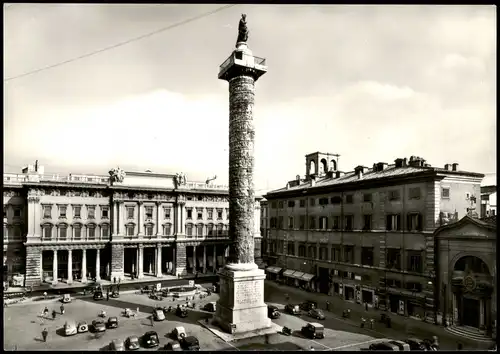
[186,209,193,220]
[197,211,203,220]
[87,206,95,219]
[270,217,276,228]
[344,215,353,231]
[164,224,172,236]
[197,225,203,236]
[407,213,423,231]
[207,224,214,236]
[186,225,193,236]
[278,216,283,229]
[101,206,109,219]
[363,214,372,230]
[59,205,67,218]
[271,202,277,209]
[299,215,305,230]
[164,207,171,219]
[319,247,328,260]
[207,209,213,220]
[387,248,401,270]
[363,193,372,202]
[333,246,340,261]
[388,190,400,201]
[407,251,423,273]
[43,206,52,219]
[319,198,329,206]
[146,225,154,236]
[287,243,295,256]
[217,209,223,220]
[309,216,316,229]
[59,226,67,240]
[73,206,81,218]
[319,216,328,230]
[330,196,342,204]
[332,216,340,230]
[346,194,354,204]
[127,225,134,236]
[288,200,295,208]
[278,201,283,209]
[298,245,306,257]
[409,187,421,199]
[74,226,82,240]
[217,225,223,236]
[299,199,306,208]
[288,216,294,229]
[361,247,374,266]
[310,198,316,206]
[386,214,401,231]
[442,188,450,198]
[101,224,109,238]
[13,208,21,217]
[145,206,154,220]
[343,246,354,263]
[127,207,135,219]
[43,225,51,239]
[13,226,21,239]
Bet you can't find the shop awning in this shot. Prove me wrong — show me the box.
[282,269,295,277]
[266,266,282,274]
[300,273,315,282]
[288,271,305,280]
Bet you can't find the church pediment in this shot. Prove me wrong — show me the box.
[434,215,496,239]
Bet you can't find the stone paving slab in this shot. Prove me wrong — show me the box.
[198,318,282,343]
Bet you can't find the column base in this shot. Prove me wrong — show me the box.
[214,265,271,334]
[67,279,73,285]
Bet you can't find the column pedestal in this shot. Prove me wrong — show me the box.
[214,264,271,334]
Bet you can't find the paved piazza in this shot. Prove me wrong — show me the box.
[4,285,383,351]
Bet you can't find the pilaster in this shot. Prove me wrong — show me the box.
[52,250,58,285]
[81,249,88,283]
[138,201,144,236]
[67,249,73,284]
[96,248,101,281]
[203,245,207,273]
[156,201,162,236]
[156,243,162,277]
[112,202,118,236]
[138,244,144,279]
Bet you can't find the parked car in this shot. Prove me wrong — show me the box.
[164,341,182,351]
[153,307,166,321]
[110,291,120,298]
[388,340,410,351]
[64,320,77,336]
[301,322,325,339]
[77,321,89,333]
[369,342,399,351]
[125,336,140,351]
[150,293,163,301]
[308,308,325,320]
[93,290,104,301]
[172,326,187,341]
[176,306,188,318]
[107,316,119,329]
[62,294,72,303]
[404,338,427,351]
[180,336,200,351]
[268,305,281,319]
[110,339,125,351]
[285,304,301,315]
[92,319,107,332]
[300,300,318,311]
[142,331,160,348]
[203,302,217,313]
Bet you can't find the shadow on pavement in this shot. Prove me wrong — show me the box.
[33,337,44,342]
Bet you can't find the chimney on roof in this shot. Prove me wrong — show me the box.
[286,182,290,190]
[424,163,431,167]
[452,163,459,171]
[444,163,452,171]
[326,170,334,178]
[409,156,426,167]
[354,166,368,179]
[336,171,344,178]
[395,158,407,168]
[375,162,388,172]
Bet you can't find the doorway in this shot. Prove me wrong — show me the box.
[463,297,480,328]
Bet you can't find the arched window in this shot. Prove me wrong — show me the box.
[196,223,203,237]
[58,223,68,240]
[100,223,110,238]
[309,160,316,175]
[41,223,52,240]
[126,223,135,237]
[217,224,224,236]
[320,158,328,174]
[330,159,337,171]
[145,223,154,236]
[73,223,83,240]
[207,223,214,237]
[186,223,193,237]
[163,223,172,236]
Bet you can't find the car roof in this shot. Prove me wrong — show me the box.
[175,326,186,331]
[112,339,124,343]
[183,336,199,343]
[309,322,324,328]
[145,331,158,335]
[128,336,139,341]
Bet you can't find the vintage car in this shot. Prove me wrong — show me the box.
[107,316,119,329]
[62,294,72,303]
[308,308,326,320]
[125,335,140,350]
[368,342,400,351]
[176,306,188,318]
[110,290,120,298]
[153,307,166,321]
[109,339,125,351]
[404,338,427,351]
[203,302,217,313]
[164,341,182,351]
[64,320,78,336]
[300,300,318,311]
[180,336,200,351]
[93,290,104,301]
[150,293,163,301]
[172,326,187,341]
[92,319,107,332]
[267,305,281,319]
[301,322,325,339]
[142,331,159,348]
[123,308,136,318]
[284,304,301,315]
[387,340,410,351]
[77,321,89,333]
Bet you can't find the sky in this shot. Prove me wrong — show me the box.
[3,4,497,193]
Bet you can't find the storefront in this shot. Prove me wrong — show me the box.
[265,266,282,281]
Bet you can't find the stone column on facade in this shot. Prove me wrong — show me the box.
[193,245,197,272]
[25,246,43,287]
[213,246,217,273]
[81,249,87,283]
[138,245,144,279]
[138,202,144,236]
[52,250,58,285]
[67,249,73,285]
[175,243,186,276]
[156,243,162,277]
[110,244,124,282]
[112,202,118,236]
[156,202,162,236]
[96,249,101,281]
[119,201,125,235]
[203,245,207,273]
[172,247,176,275]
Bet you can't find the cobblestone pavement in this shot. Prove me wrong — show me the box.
[264,281,494,350]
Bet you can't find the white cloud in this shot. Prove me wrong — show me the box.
[442,53,485,72]
[350,81,415,101]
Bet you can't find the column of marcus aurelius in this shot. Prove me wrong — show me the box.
[211,14,276,336]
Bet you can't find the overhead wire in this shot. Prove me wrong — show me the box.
[4,4,237,82]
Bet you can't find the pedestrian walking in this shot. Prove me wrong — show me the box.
[136,307,140,315]
[43,306,49,317]
[326,301,330,311]
[41,328,48,342]
[51,310,57,320]
[150,315,154,327]
[457,343,463,350]
[43,292,47,300]
[60,304,65,315]
[365,302,369,311]
[106,292,109,301]
[369,318,374,329]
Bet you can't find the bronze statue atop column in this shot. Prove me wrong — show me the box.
[236,14,249,44]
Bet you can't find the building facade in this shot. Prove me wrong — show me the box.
[434,215,496,339]
[3,163,261,288]
[262,152,483,320]
[480,185,497,218]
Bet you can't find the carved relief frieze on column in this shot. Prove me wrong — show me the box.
[110,243,124,282]
[96,248,101,281]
